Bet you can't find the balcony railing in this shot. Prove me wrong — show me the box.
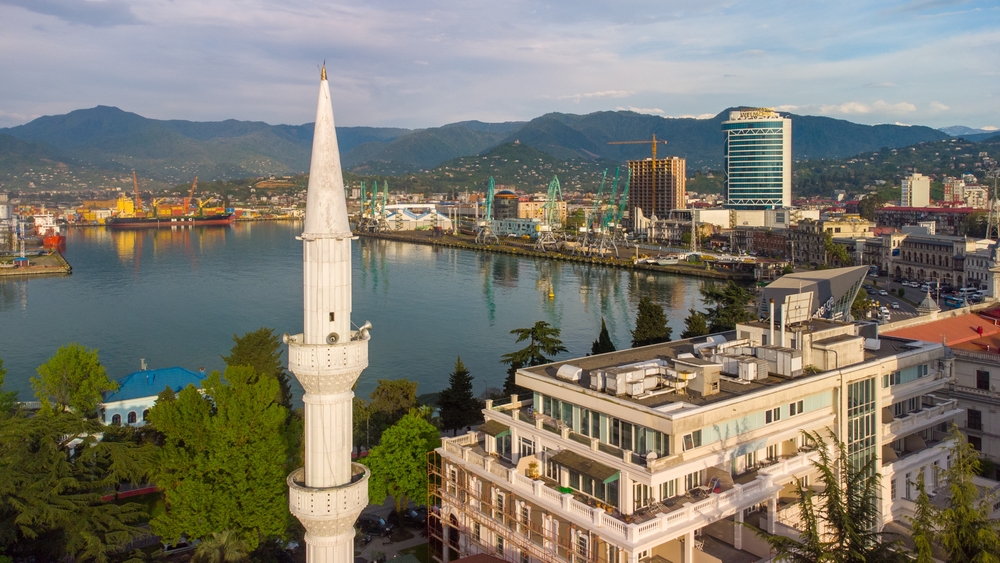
[884,398,961,442]
[438,433,823,544]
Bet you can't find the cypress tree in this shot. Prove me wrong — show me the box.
[631,296,672,347]
[681,309,710,339]
[438,356,481,435]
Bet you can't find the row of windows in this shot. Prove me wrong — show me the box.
[538,394,669,456]
[105,409,149,425]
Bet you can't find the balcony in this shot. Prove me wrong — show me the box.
[439,432,823,547]
[883,396,962,443]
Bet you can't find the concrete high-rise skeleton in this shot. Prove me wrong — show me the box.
[286,67,371,563]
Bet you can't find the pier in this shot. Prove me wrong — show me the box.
[0,250,72,277]
[356,230,756,282]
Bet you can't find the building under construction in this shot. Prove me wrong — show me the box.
[627,158,686,232]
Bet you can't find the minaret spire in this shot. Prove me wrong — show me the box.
[287,68,370,563]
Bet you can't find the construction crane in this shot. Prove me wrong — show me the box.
[132,171,143,216]
[607,134,668,222]
[475,177,498,245]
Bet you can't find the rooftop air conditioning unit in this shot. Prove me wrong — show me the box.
[556,365,583,382]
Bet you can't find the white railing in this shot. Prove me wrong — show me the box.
[438,438,822,545]
[885,399,960,439]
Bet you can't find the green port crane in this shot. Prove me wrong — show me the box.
[475,176,498,245]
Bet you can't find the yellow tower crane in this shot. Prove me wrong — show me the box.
[607,135,668,220]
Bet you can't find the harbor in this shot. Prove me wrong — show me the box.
[0,249,71,277]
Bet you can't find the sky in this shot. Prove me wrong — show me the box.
[0,0,998,131]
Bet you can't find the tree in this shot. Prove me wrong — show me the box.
[631,296,672,347]
[363,411,440,514]
[501,321,567,395]
[501,359,524,398]
[438,357,482,436]
[368,379,418,444]
[700,281,754,333]
[31,344,117,417]
[910,425,1000,563]
[858,192,885,221]
[148,365,289,550]
[680,309,709,339]
[851,292,874,320]
[756,430,909,563]
[590,318,616,355]
[0,398,152,561]
[782,264,795,275]
[222,327,292,409]
[0,359,17,416]
[193,530,251,563]
[823,231,851,266]
[910,470,936,563]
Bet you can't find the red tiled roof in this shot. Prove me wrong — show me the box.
[882,313,1000,346]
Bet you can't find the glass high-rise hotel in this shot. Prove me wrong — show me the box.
[722,108,791,209]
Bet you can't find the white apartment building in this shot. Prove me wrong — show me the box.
[432,270,959,563]
[901,173,931,208]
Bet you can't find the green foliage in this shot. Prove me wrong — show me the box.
[501,360,524,398]
[931,426,1000,563]
[782,264,795,275]
[631,296,672,347]
[32,344,117,417]
[501,321,567,368]
[897,287,906,298]
[363,411,441,513]
[438,357,483,435]
[148,366,289,550]
[823,231,852,266]
[590,318,617,355]
[680,309,710,339]
[700,281,754,333]
[756,431,908,563]
[368,379,419,444]
[353,397,373,451]
[910,471,936,563]
[857,192,885,221]
[852,292,874,320]
[222,327,292,409]
[193,530,251,563]
[0,409,152,562]
[0,359,17,416]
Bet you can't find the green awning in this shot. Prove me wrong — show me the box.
[479,420,510,438]
[550,449,620,484]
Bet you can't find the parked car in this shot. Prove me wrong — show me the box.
[389,506,428,528]
[891,302,900,309]
[356,514,395,537]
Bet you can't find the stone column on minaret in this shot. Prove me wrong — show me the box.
[287,66,370,563]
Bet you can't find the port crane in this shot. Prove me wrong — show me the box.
[374,180,390,233]
[475,177,499,245]
[575,169,607,256]
[534,175,562,252]
[185,176,199,213]
[132,171,143,216]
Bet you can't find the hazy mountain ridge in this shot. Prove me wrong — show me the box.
[0,105,959,190]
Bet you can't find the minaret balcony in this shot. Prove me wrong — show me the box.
[288,464,369,537]
[286,332,369,395]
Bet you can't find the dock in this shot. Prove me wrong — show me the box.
[0,250,72,277]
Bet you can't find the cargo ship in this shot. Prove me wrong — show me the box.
[105,172,234,229]
[105,213,234,229]
[34,214,66,248]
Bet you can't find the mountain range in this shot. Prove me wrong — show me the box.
[0,105,978,190]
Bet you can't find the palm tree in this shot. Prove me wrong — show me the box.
[192,530,250,563]
[756,431,909,563]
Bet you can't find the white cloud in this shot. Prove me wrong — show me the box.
[819,100,916,115]
[555,91,633,101]
[616,106,664,115]
[928,101,950,111]
[983,126,998,131]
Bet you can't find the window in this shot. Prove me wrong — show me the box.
[580,409,590,436]
[789,400,804,416]
[519,437,534,458]
[660,479,677,500]
[607,546,620,563]
[111,414,121,425]
[448,468,458,494]
[576,535,588,563]
[894,402,905,417]
[496,536,505,556]
[919,364,929,377]
[908,397,921,412]
[890,478,897,500]
[473,522,481,541]
[682,430,702,451]
[766,444,778,460]
[977,370,990,390]
[127,411,137,424]
[968,409,983,431]
[520,505,530,536]
[142,409,149,421]
[633,483,651,511]
[495,492,506,524]
[970,436,983,451]
[684,470,704,491]
[521,551,530,563]
[765,407,781,424]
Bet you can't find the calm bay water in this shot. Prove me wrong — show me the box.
[0,222,707,403]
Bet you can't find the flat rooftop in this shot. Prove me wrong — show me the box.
[521,328,926,408]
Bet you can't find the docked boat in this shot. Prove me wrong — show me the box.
[34,214,66,248]
[105,213,234,229]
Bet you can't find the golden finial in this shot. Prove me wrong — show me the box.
[320,63,327,81]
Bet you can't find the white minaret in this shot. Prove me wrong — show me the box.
[287,66,370,563]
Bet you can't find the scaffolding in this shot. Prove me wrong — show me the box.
[427,451,619,563]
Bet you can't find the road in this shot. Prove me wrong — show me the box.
[860,275,921,324]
